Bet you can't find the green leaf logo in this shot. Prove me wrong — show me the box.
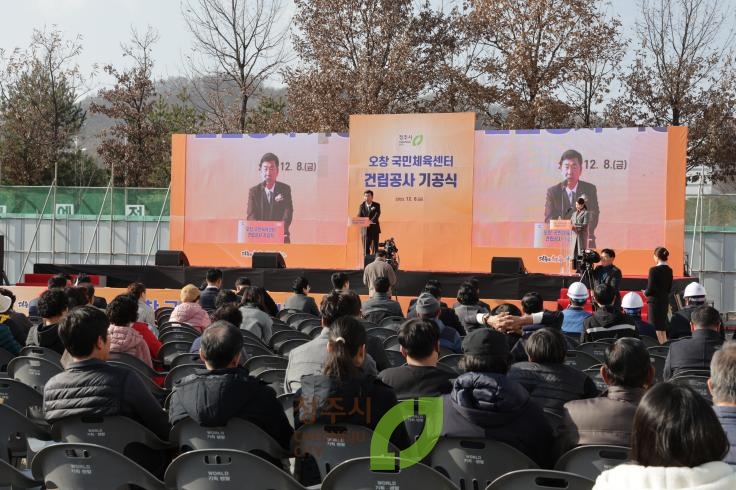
[370,397,442,469]
[412,134,424,146]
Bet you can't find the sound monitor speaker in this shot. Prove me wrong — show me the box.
[155,250,189,266]
[491,256,526,274]
[252,252,286,269]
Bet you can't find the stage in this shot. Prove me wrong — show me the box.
[32,263,693,303]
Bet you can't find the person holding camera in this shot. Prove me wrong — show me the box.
[593,249,622,307]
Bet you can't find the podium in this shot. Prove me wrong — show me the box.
[549,219,575,275]
[349,217,370,269]
[237,220,285,244]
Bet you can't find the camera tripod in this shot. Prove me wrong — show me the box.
[578,262,595,290]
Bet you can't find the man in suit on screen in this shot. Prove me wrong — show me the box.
[246,152,293,243]
[544,149,599,248]
[358,190,381,255]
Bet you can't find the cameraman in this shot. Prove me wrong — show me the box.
[593,249,622,306]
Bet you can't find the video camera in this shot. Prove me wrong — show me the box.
[577,249,601,269]
[379,237,400,271]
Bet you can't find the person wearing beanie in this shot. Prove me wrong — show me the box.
[440,328,554,467]
[415,292,462,353]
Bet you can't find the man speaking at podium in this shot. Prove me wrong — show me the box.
[246,152,294,243]
[358,190,381,255]
[544,149,599,247]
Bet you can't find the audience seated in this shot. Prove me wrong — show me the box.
[621,291,658,339]
[708,341,736,466]
[414,293,462,353]
[127,282,156,327]
[64,286,89,309]
[26,288,68,354]
[582,283,638,342]
[235,277,278,317]
[507,328,598,420]
[509,292,568,361]
[285,290,378,393]
[560,337,653,451]
[106,294,154,368]
[75,275,107,309]
[408,281,465,335]
[453,282,490,334]
[43,306,169,439]
[669,281,707,340]
[295,315,409,450]
[0,288,32,346]
[378,318,454,398]
[362,276,404,323]
[28,274,70,317]
[664,305,723,380]
[169,321,292,450]
[214,289,240,309]
[190,305,242,353]
[283,276,320,317]
[0,294,21,354]
[239,286,273,343]
[560,282,591,337]
[592,383,735,489]
[169,284,211,333]
[234,277,250,297]
[440,328,554,468]
[199,268,222,311]
[330,271,350,292]
[451,278,491,311]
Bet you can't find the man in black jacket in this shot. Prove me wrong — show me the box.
[664,305,723,380]
[582,283,638,342]
[199,268,222,311]
[168,320,293,450]
[26,289,69,354]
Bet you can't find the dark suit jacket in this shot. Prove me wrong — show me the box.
[246,181,293,241]
[199,286,219,311]
[358,201,381,234]
[644,264,673,303]
[663,329,723,379]
[544,180,599,242]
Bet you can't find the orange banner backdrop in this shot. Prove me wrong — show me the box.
[348,113,476,272]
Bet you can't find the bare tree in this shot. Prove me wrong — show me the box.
[182,0,290,133]
[608,0,736,180]
[466,0,625,128]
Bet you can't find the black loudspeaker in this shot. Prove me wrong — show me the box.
[364,254,375,267]
[491,256,526,274]
[252,252,286,269]
[155,250,190,266]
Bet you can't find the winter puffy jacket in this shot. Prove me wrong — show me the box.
[108,324,152,368]
[593,461,736,490]
[169,302,211,332]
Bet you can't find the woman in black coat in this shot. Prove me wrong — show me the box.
[644,246,673,344]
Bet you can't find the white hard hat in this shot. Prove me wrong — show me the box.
[683,282,706,298]
[567,282,589,300]
[621,292,644,309]
[0,295,10,314]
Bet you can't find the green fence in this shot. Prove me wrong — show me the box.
[0,186,169,220]
[685,194,736,232]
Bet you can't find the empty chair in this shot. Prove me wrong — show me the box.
[169,352,205,369]
[639,335,660,348]
[160,329,199,344]
[437,354,463,374]
[564,350,601,371]
[277,338,309,356]
[106,361,169,402]
[555,445,631,480]
[378,316,405,331]
[108,351,161,378]
[277,309,300,322]
[278,392,295,429]
[165,449,305,490]
[285,312,318,327]
[6,356,63,393]
[576,342,610,362]
[17,345,63,367]
[428,437,537,489]
[294,317,322,332]
[650,354,666,383]
[0,378,43,415]
[647,345,669,357]
[164,364,202,390]
[31,442,165,490]
[170,418,288,461]
[487,469,595,490]
[255,369,287,396]
[159,321,197,333]
[321,456,458,490]
[159,341,195,366]
[669,375,713,403]
[383,335,401,350]
[243,355,289,377]
[241,329,269,347]
[51,415,173,456]
[242,342,274,358]
[671,368,710,378]
[583,366,607,392]
[294,423,399,480]
[269,330,310,350]
[366,327,397,341]
[0,403,50,465]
